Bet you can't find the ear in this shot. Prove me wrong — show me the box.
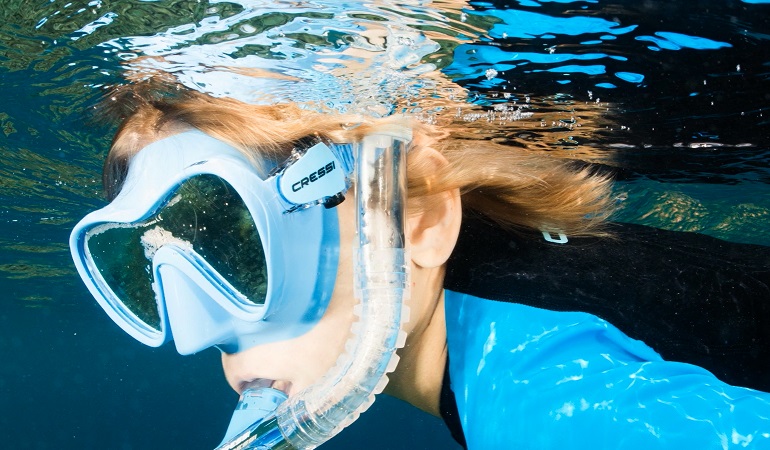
[407,150,462,269]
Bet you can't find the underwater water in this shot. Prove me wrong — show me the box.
[1,0,769,449]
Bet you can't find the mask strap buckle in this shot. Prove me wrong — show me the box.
[541,230,569,244]
[272,141,354,213]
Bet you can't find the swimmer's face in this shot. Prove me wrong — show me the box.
[219,148,460,406]
[103,118,458,408]
[220,197,360,397]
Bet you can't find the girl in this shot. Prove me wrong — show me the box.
[73,81,770,449]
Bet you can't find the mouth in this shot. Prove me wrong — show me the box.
[238,378,294,397]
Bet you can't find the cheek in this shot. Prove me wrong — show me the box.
[221,209,359,394]
[220,301,356,394]
[222,199,358,393]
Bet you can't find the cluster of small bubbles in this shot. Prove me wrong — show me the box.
[460,12,468,22]
[460,104,534,124]
[415,112,437,125]
[140,227,191,261]
[551,117,579,131]
[485,68,498,80]
[442,88,459,102]
[587,90,593,100]
[460,111,492,122]
[496,104,534,122]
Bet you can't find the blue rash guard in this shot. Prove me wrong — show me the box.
[443,289,770,449]
[438,217,770,448]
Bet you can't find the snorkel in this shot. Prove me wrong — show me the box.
[216,131,411,449]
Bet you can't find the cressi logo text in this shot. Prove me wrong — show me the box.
[291,161,336,192]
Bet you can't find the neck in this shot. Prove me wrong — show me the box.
[383,265,447,416]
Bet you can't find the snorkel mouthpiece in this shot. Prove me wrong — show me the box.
[216,131,411,450]
[220,388,288,447]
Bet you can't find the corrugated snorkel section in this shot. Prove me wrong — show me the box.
[217,131,411,450]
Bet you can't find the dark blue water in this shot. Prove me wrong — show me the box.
[1,0,769,448]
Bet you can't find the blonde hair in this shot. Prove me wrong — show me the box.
[97,81,613,237]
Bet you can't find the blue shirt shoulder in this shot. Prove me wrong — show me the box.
[444,289,770,449]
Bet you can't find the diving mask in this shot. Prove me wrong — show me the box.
[70,130,352,355]
[71,128,412,450]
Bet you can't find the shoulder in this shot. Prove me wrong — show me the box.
[444,290,770,449]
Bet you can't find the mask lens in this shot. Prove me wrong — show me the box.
[85,175,269,331]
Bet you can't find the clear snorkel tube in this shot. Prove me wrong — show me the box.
[216,131,411,450]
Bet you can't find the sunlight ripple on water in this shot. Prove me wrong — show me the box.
[1,0,769,303]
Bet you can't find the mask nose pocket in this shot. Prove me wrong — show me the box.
[153,245,262,355]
